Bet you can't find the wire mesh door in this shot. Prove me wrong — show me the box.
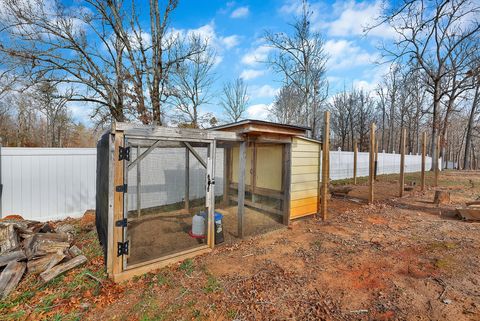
[121,137,215,269]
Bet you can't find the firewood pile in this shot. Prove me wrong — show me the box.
[0,217,87,299]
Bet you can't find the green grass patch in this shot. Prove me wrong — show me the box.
[204,275,222,293]
[179,259,195,275]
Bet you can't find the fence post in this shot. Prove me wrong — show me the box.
[0,137,2,218]
[353,140,358,185]
[369,123,376,204]
[399,128,406,197]
[434,136,440,187]
[421,132,426,191]
[374,139,379,180]
[321,111,330,221]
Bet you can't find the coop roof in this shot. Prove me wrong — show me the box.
[210,119,310,137]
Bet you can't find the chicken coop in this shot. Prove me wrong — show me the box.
[96,120,322,281]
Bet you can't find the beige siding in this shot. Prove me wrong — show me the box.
[290,137,321,219]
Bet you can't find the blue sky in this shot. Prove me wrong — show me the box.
[70,0,396,125]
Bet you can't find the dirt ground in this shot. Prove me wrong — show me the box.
[1,170,479,321]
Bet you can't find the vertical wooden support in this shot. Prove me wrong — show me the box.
[421,132,426,191]
[374,139,379,180]
[112,130,124,276]
[207,141,216,249]
[434,136,440,187]
[184,148,190,211]
[321,111,330,221]
[282,143,292,225]
[223,148,230,206]
[353,140,358,185]
[368,123,376,204]
[251,142,257,204]
[399,128,406,197]
[136,146,141,218]
[237,141,247,238]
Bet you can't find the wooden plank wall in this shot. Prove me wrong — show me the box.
[290,137,321,219]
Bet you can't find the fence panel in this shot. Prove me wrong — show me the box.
[1,147,435,221]
[1,148,97,221]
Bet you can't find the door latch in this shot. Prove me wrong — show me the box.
[207,174,215,192]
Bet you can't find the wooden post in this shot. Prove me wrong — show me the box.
[353,140,358,185]
[434,136,440,187]
[368,123,376,204]
[374,139,379,180]
[237,141,247,238]
[223,148,230,206]
[321,111,330,221]
[399,128,406,197]
[282,143,292,225]
[136,146,141,218]
[184,148,190,211]
[112,130,124,276]
[421,132,426,191]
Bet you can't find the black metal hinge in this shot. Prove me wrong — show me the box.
[116,184,128,193]
[119,146,130,161]
[117,241,129,256]
[115,218,128,227]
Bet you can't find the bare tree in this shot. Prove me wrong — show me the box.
[378,0,480,170]
[220,78,249,123]
[170,44,216,128]
[270,84,304,124]
[0,0,205,125]
[264,0,328,138]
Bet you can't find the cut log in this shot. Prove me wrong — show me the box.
[27,252,65,275]
[0,224,20,254]
[68,245,82,258]
[55,224,76,235]
[24,233,71,259]
[40,255,87,283]
[434,191,450,205]
[0,261,26,299]
[0,250,27,268]
[466,201,480,207]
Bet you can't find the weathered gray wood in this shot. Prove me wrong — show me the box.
[68,245,83,257]
[27,252,65,275]
[0,250,26,267]
[184,142,207,168]
[223,148,231,206]
[115,122,240,141]
[0,261,26,299]
[24,233,71,259]
[127,139,163,170]
[0,224,20,254]
[40,255,87,283]
[184,148,190,211]
[136,145,141,218]
[282,143,292,225]
[237,141,247,238]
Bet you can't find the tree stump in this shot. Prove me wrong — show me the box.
[434,191,450,205]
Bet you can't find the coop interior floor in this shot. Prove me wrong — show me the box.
[125,205,285,266]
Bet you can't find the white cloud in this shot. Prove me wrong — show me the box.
[241,45,271,66]
[240,69,265,80]
[326,0,395,38]
[249,85,279,99]
[230,6,250,18]
[221,35,240,49]
[324,39,379,70]
[246,104,271,120]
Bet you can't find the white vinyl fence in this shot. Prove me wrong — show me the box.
[0,147,434,221]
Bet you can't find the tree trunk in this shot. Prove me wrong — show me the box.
[463,84,479,170]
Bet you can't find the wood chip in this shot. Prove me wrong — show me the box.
[40,255,87,283]
[0,261,26,299]
[0,250,27,267]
